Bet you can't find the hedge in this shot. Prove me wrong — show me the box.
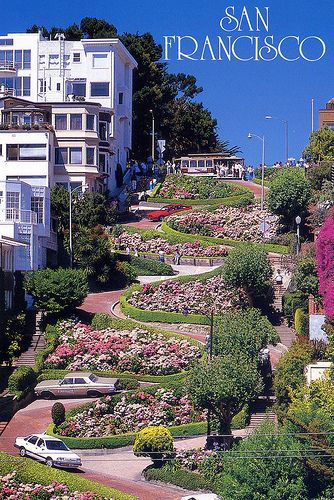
[0,452,135,499]
[47,421,208,449]
[252,178,270,187]
[143,464,213,492]
[161,222,289,254]
[120,267,224,325]
[294,308,309,337]
[8,366,37,400]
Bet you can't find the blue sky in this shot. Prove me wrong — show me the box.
[1,0,334,165]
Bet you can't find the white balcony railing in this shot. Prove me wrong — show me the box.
[0,62,16,72]
[1,208,37,224]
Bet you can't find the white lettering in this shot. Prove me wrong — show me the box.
[218,36,232,61]
[239,7,254,31]
[299,36,326,62]
[220,6,239,32]
[232,36,254,61]
[177,36,199,60]
[255,7,269,32]
[163,36,176,61]
[200,35,216,60]
[259,35,278,61]
[278,36,300,62]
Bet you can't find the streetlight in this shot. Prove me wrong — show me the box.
[69,184,88,268]
[149,109,155,163]
[248,133,265,210]
[295,215,301,255]
[265,115,289,164]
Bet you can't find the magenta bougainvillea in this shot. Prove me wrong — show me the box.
[316,208,334,318]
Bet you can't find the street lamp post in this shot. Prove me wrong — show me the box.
[69,184,87,268]
[149,109,155,163]
[265,115,289,164]
[248,133,265,210]
[295,215,301,255]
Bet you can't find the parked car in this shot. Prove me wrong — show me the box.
[15,434,82,468]
[34,372,119,399]
[147,204,192,221]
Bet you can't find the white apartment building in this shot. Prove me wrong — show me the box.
[0,32,137,283]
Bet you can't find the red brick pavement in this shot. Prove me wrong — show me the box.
[227,179,267,198]
[79,291,124,315]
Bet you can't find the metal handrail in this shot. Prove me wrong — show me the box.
[0,62,16,71]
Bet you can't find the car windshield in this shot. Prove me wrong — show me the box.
[45,440,69,451]
[89,374,98,382]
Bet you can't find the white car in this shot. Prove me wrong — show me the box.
[15,433,82,468]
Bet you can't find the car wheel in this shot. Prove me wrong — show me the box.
[46,457,53,467]
[41,391,54,400]
[19,447,26,457]
[159,216,164,221]
[87,390,102,398]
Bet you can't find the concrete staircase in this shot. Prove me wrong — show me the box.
[13,311,45,367]
[246,399,277,432]
[274,323,296,348]
[273,284,285,312]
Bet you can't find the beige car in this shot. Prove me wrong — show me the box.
[34,372,119,399]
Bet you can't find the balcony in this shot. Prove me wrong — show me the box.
[1,208,37,224]
[0,62,16,75]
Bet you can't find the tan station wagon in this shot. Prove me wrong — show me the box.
[34,372,119,399]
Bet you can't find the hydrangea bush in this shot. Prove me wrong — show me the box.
[128,276,247,315]
[157,174,238,200]
[316,208,334,318]
[58,388,205,438]
[113,231,228,257]
[0,471,100,499]
[45,320,201,375]
[168,205,279,242]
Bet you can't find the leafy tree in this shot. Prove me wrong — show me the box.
[214,309,279,362]
[188,356,263,435]
[303,128,334,163]
[222,244,273,307]
[307,163,332,191]
[216,421,309,500]
[50,185,70,233]
[25,268,88,312]
[295,254,319,298]
[72,192,109,227]
[267,168,311,229]
[80,17,117,38]
[133,426,173,465]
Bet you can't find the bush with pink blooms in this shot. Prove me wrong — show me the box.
[0,471,101,499]
[316,208,334,318]
[44,320,201,375]
[128,275,247,315]
[168,205,279,242]
[113,230,228,257]
[58,388,205,438]
[156,174,239,200]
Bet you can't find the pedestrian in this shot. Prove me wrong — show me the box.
[274,269,283,285]
[173,250,181,265]
[159,250,165,262]
[134,248,139,257]
[126,246,130,256]
[131,173,137,191]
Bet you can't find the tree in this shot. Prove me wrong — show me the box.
[188,356,263,435]
[267,168,311,229]
[222,244,273,307]
[295,254,319,298]
[214,309,279,362]
[216,421,309,500]
[303,128,334,163]
[25,268,88,312]
[50,185,70,233]
[80,17,117,39]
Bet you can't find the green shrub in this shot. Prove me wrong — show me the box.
[294,308,309,337]
[144,462,213,491]
[282,291,308,318]
[8,366,37,399]
[130,256,174,276]
[52,402,65,426]
[231,405,250,429]
[133,426,173,464]
[0,451,133,499]
[117,378,140,390]
[113,260,138,287]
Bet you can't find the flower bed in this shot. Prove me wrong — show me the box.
[0,471,101,500]
[57,388,205,438]
[44,320,201,375]
[113,230,229,257]
[155,174,239,200]
[168,205,279,243]
[128,275,247,315]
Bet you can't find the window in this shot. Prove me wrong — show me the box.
[55,114,67,130]
[6,191,19,219]
[62,378,73,385]
[92,53,108,68]
[72,82,86,97]
[56,83,61,91]
[15,50,23,69]
[70,114,82,130]
[49,54,59,66]
[27,436,38,445]
[0,145,2,156]
[99,122,107,141]
[0,38,13,46]
[0,50,13,67]
[99,153,106,173]
[64,54,70,66]
[86,147,95,165]
[86,114,95,130]
[74,378,86,384]
[69,147,82,164]
[23,50,31,69]
[118,92,124,105]
[31,196,44,223]
[55,147,68,165]
[39,79,46,93]
[39,54,45,68]
[22,77,30,96]
[73,52,80,63]
[6,144,46,161]
[91,82,109,97]
[6,145,18,161]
